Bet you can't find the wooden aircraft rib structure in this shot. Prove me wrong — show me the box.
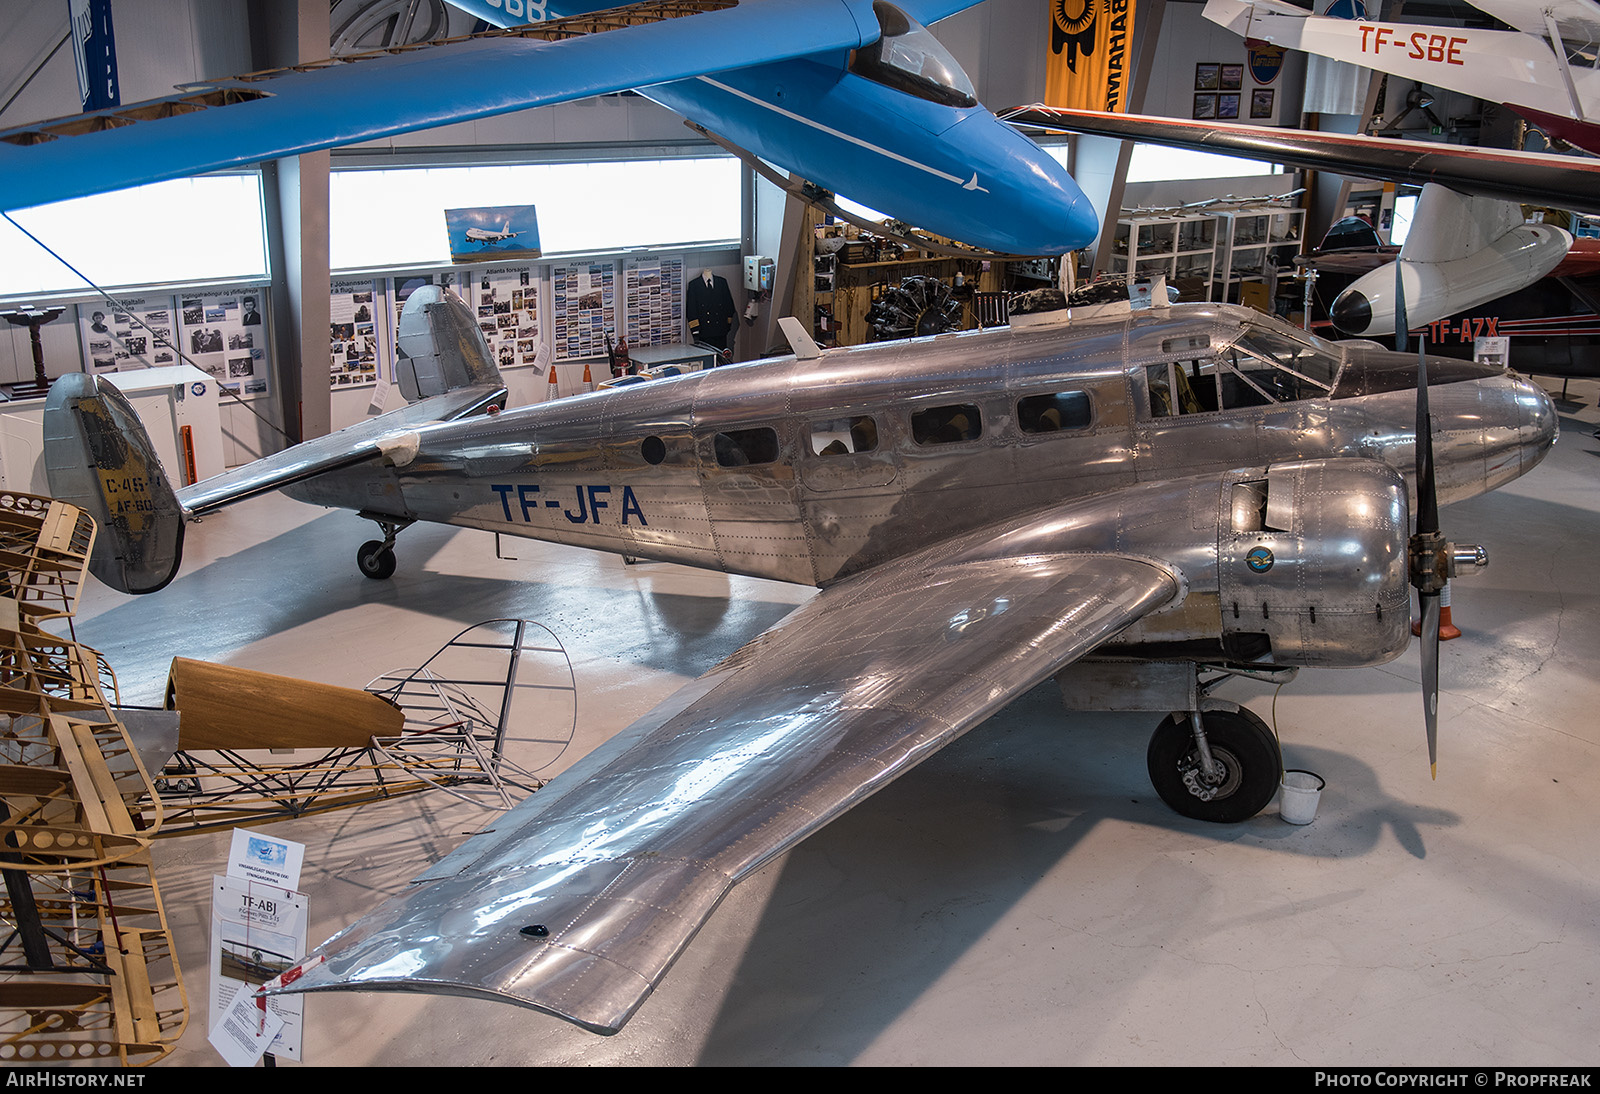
[147,619,569,832]
[0,493,186,1066]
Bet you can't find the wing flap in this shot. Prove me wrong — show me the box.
[276,514,1180,1033]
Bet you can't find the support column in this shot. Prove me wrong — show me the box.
[250,0,330,443]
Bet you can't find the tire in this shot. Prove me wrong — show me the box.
[1146,707,1281,823]
[356,540,397,580]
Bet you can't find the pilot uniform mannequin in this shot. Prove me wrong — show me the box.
[686,268,738,353]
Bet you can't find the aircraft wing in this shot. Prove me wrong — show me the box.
[273,513,1181,1034]
[1463,0,1600,40]
[1003,104,1600,216]
[0,0,875,212]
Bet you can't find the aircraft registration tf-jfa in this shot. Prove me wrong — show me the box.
[43,286,1557,1034]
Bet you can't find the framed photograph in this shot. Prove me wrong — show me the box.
[1195,63,1221,91]
[1250,88,1276,119]
[1219,93,1241,119]
[1220,64,1244,91]
[1193,93,1218,120]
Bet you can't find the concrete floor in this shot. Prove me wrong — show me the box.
[68,379,1600,1067]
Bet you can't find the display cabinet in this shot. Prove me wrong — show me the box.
[1209,206,1304,305]
[1107,213,1217,298]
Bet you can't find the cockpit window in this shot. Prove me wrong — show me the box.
[1233,326,1341,387]
[849,2,979,109]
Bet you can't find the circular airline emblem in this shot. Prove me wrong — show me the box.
[1052,0,1096,36]
[1246,546,1275,573]
[1248,45,1285,85]
[191,382,206,397]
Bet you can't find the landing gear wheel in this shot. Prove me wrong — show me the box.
[1146,707,1280,823]
[356,539,397,580]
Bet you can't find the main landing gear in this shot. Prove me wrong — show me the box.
[1055,660,1291,824]
[1146,705,1281,823]
[356,516,412,580]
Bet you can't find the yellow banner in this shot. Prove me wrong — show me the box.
[1045,0,1137,112]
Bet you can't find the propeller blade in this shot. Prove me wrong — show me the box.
[1400,261,1444,778]
[1415,327,1440,537]
[1421,592,1441,780]
[1394,258,1408,354]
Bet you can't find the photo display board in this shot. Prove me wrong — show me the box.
[623,255,685,347]
[466,264,546,371]
[80,290,272,399]
[550,261,616,361]
[186,290,270,398]
[78,295,178,373]
[330,278,387,389]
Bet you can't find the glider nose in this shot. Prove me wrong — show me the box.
[1004,142,1100,255]
[951,112,1099,254]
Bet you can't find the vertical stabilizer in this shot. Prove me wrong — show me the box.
[394,286,504,402]
[43,374,185,594]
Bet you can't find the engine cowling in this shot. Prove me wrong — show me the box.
[1218,459,1410,667]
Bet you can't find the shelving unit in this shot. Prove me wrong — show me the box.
[1209,206,1304,306]
[1107,213,1217,298]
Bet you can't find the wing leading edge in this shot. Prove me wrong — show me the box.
[271,509,1181,1034]
[1003,105,1600,217]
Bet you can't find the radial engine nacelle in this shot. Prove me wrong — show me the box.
[1330,186,1571,337]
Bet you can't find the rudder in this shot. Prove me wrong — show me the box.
[43,374,185,594]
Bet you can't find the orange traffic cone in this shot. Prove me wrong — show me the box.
[1412,584,1462,640]
[546,363,559,400]
[581,360,594,391]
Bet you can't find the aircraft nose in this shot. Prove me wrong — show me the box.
[1519,377,1558,469]
[953,112,1099,253]
[998,148,1099,254]
[1330,289,1375,336]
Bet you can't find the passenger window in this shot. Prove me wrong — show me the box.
[810,416,879,456]
[911,404,981,445]
[1018,391,1092,433]
[713,427,779,467]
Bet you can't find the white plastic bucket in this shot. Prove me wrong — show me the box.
[1279,769,1325,825]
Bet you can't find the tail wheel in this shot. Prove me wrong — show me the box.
[1147,707,1281,823]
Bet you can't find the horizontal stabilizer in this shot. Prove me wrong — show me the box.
[44,375,185,595]
[177,383,505,516]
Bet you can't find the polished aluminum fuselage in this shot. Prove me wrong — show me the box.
[288,302,1555,668]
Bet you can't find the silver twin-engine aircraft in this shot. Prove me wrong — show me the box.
[43,286,1556,1034]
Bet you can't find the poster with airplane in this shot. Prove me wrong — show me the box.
[445,205,542,263]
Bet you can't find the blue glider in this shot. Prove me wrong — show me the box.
[0,0,1098,255]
